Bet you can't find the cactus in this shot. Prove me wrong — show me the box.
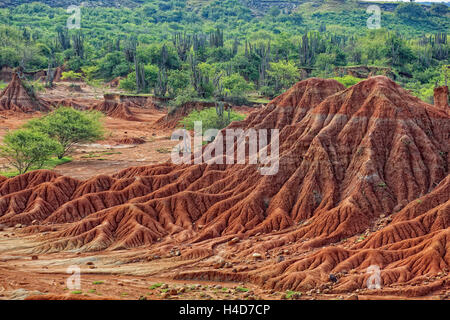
[135,59,146,93]
[124,36,137,63]
[209,28,224,48]
[172,32,192,62]
[154,67,168,97]
[72,31,84,58]
[56,27,70,50]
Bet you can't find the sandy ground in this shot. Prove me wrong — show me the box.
[0,225,447,301]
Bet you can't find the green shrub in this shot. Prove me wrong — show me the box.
[0,129,62,174]
[61,71,83,81]
[24,107,104,159]
[332,75,362,87]
[179,107,246,134]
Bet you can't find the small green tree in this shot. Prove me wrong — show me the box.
[0,129,62,174]
[25,107,104,159]
[222,73,254,98]
[179,107,245,133]
[267,60,300,94]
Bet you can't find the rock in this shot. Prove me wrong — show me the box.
[292,293,301,300]
[14,224,22,228]
[329,274,338,283]
[228,237,240,245]
[31,255,38,260]
[347,294,359,300]
[252,253,262,260]
[169,289,178,295]
[161,292,170,299]
[139,296,147,300]
[277,255,285,262]
[161,284,168,289]
[86,261,94,266]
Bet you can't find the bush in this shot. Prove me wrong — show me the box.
[179,107,246,134]
[332,75,361,87]
[24,107,104,158]
[0,129,62,174]
[61,71,83,81]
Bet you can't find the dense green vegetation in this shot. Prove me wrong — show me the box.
[180,104,246,134]
[0,0,448,104]
[24,107,105,158]
[0,108,104,175]
[0,129,63,175]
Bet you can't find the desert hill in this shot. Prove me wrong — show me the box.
[0,73,50,113]
[0,76,448,295]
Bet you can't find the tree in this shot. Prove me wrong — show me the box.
[267,60,300,94]
[222,73,254,98]
[0,129,62,174]
[430,4,448,16]
[395,3,428,20]
[179,107,245,133]
[25,107,104,159]
[167,69,190,97]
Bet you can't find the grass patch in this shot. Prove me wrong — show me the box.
[0,82,7,90]
[248,97,270,104]
[0,157,72,178]
[235,287,249,292]
[71,290,82,294]
[285,290,302,299]
[332,75,362,88]
[92,281,104,285]
[149,283,163,290]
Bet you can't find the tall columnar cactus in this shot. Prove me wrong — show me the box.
[135,58,146,93]
[124,36,137,63]
[72,31,84,58]
[209,28,224,48]
[56,27,70,50]
[215,102,231,128]
[155,67,168,97]
[46,57,55,88]
[172,32,192,62]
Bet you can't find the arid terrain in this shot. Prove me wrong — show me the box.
[0,75,448,301]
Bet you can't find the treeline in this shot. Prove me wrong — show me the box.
[0,1,448,104]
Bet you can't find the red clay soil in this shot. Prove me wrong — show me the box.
[434,86,449,111]
[114,137,147,145]
[0,76,448,298]
[0,73,50,113]
[90,95,140,121]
